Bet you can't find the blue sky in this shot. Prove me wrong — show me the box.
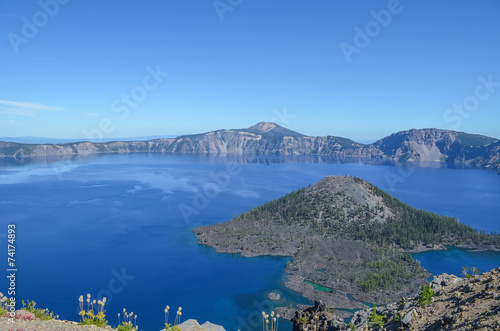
[1,0,499,142]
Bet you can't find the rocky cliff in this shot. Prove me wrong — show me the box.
[371,128,499,167]
[291,267,500,330]
[1,123,499,169]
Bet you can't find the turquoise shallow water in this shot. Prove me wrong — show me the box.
[0,154,499,331]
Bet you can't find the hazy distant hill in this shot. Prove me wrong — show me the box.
[1,122,499,169]
[0,135,175,144]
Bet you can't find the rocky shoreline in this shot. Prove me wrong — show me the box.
[195,231,429,315]
[291,268,500,330]
[208,241,499,325]
[406,243,500,254]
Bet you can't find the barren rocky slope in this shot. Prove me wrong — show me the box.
[292,267,500,330]
[371,128,499,168]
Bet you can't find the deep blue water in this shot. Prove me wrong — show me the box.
[413,247,500,277]
[0,154,499,331]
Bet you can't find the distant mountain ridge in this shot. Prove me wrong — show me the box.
[1,122,499,169]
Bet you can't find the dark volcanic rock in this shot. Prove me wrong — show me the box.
[275,306,297,321]
[268,292,282,301]
[327,268,500,331]
[292,301,349,331]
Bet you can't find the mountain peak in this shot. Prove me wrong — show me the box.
[248,122,279,133]
[246,122,305,137]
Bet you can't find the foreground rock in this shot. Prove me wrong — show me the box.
[0,314,117,331]
[176,319,226,331]
[292,267,500,330]
[292,301,349,331]
[275,306,298,321]
[0,315,226,331]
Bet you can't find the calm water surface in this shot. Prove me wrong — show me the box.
[0,154,499,331]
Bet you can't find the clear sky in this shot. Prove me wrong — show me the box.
[1,0,499,142]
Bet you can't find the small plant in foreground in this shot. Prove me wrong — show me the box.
[117,308,138,331]
[349,321,356,331]
[21,300,57,320]
[164,305,182,331]
[261,311,280,331]
[13,309,35,320]
[296,311,309,330]
[0,293,8,316]
[369,305,384,327]
[418,284,435,307]
[78,294,108,327]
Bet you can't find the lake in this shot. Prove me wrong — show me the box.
[1,153,499,331]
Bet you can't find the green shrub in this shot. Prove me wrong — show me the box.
[418,284,435,307]
[369,305,384,327]
[118,321,138,331]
